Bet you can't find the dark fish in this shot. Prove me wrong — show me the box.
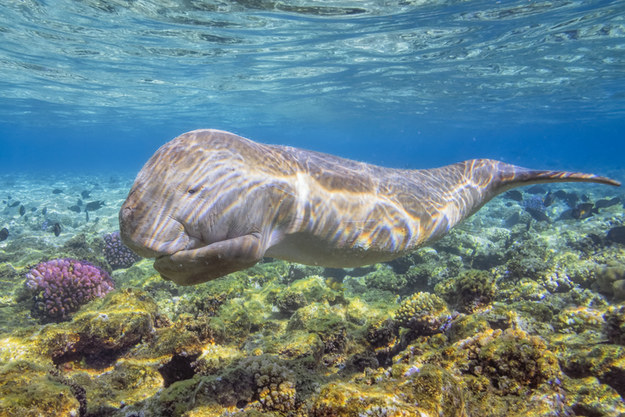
[77,199,83,206]
[608,226,625,244]
[19,205,25,216]
[52,188,63,194]
[525,207,551,222]
[504,211,522,227]
[42,207,47,216]
[595,197,621,209]
[556,209,573,221]
[504,190,523,202]
[8,201,20,208]
[563,193,579,208]
[68,205,81,213]
[52,222,62,237]
[527,185,547,194]
[571,203,597,220]
[543,191,555,207]
[30,207,36,213]
[85,200,105,211]
[0,228,8,241]
[553,190,568,200]
[81,190,91,199]
[86,210,89,222]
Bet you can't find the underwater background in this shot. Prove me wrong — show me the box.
[1,1,625,416]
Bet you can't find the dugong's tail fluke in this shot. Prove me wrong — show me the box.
[440,159,621,229]
[494,161,621,191]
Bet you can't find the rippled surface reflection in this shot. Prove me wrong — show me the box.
[1,0,624,128]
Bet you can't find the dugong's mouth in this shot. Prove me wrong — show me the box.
[119,201,207,259]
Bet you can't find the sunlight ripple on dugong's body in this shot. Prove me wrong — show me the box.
[119,129,620,285]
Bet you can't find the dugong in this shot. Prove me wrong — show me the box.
[119,129,620,285]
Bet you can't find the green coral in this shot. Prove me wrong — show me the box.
[436,269,496,313]
[0,360,80,417]
[605,304,625,345]
[364,265,407,292]
[595,264,625,300]
[394,292,452,335]
[275,275,344,314]
[459,328,560,395]
[244,355,296,412]
[39,288,159,365]
[554,307,604,334]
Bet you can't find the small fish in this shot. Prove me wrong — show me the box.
[42,207,47,216]
[571,203,598,220]
[85,200,105,211]
[8,201,20,208]
[81,190,91,199]
[525,207,551,222]
[52,222,62,237]
[19,205,25,216]
[543,191,555,207]
[52,188,63,194]
[77,199,83,206]
[595,197,621,209]
[85,210,89,222]
[68,205,81,213]
[30,207,36,213]
[504,190,523,202]
[0,228,8,241]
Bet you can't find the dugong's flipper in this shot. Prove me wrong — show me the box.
[154,234,263,285]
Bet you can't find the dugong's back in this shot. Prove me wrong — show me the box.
[120,129,620,285]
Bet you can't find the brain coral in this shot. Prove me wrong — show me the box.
[103,231,141,269]
[25,258,115,321]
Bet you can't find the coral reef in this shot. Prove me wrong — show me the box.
[605,304,625,345]
[0,360,81,417]
[24,258,115,321]
[394,292,453,335]
[244,355,297,412]
[103,230,141,270]
[1,174,625,416]
[458,328,560,395]
[436,269,496,313]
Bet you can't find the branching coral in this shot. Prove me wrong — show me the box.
[24,258,114,321]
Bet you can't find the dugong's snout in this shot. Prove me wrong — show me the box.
[119,188,191,259]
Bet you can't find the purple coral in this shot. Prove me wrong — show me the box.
[25,258,115,321]
[103,231,141,270]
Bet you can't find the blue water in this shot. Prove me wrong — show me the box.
[1,0,624,175]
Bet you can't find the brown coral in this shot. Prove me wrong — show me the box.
[458,328,560,395]
[394,292,452,335]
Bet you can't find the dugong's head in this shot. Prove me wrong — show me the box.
[119,137,205,260]
[119,130,263,285]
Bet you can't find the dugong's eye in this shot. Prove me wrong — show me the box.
[188,188,198,195]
